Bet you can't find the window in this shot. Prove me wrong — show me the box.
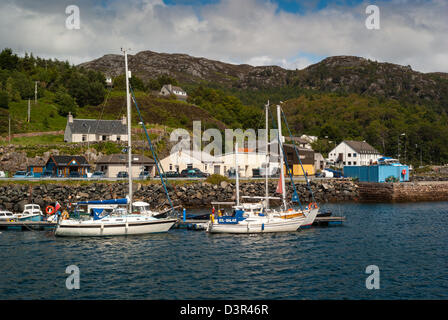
[204,164,208,171]
[169,164,173,171]
[82,134,87,142]
[353,153,357,157]
[117,136,121,141]
[353,162,357,165]
[348,153,351,157]
[187,163,193,169]
[102,135,107,141]
[348,161,352,165]
[343,162,346,165]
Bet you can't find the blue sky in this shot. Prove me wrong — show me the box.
[0,0,447,72]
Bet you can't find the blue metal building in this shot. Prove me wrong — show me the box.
[343,164,409,182]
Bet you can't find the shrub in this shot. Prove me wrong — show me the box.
[206,174,230,185]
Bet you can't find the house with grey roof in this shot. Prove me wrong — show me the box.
[95,154,155,178]
[64,113,128,143]
[328,140,382,168]
[160,84,188,101]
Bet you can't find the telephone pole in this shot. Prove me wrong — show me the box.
[34,81,38,104]
[27,99,31,122]
[8,114,11,144]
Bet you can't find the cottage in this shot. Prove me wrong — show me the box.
[95,154,155,178]
[64,113,128,143]
[160,150,222,175]
[283,144,316,176]
[44,155,90,178]
[328,140,381,168]
[160,84,188,101]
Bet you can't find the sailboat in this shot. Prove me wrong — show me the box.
[54,49,177,237]
[206,104,306,234]
[274,104,320,228]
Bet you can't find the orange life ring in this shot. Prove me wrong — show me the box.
[308,202,318,210]
[46,205,55,215]
[401,169,406,175]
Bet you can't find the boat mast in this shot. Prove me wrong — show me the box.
[265,101,269,210]
[123,48,133,212]
[235,142,240,206]
[277,105,287,210]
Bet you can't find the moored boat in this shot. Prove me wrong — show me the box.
[15,204,44,221]
[54,49,178,237]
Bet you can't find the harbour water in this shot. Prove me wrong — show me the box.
[0,202,447,299]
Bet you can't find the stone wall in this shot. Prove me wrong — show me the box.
[0,180,358,212]
[357,181,448,202]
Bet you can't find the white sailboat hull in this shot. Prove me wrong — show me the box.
[207,217,304,234]
[301,207,319,228]
[55,217,177,237]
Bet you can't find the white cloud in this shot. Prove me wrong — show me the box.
[0,0,447,72]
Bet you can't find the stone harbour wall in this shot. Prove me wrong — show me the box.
[0,180,358,212]
[1,180,447,213]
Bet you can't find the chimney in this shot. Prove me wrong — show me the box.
[68,112,73,123]
[121,115,126,125]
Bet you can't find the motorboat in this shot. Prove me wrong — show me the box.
[15,204,43,221]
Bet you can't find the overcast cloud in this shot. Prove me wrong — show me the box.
[0,0,447,72]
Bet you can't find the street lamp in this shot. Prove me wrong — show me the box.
[397,133,405,163]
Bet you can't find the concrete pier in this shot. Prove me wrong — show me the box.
[357,181,448,202]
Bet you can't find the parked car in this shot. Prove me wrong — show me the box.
[180,168,209,178]
[41,171,55,178]
[156,171,180,178]
[138,171,150,180]
[323,168,343,178]
[13,171,33,178]
[68,171,81,178]
[117,171,129,178]
[91,171,105,179]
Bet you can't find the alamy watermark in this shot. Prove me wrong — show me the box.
[365,5,380,30]
[169,121,282,166]
[66,265,80,290]
[66,5,80,30]
[365,265,380,289]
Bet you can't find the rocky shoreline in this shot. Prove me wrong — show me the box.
[0,180,358,212]
[2,179,448,213]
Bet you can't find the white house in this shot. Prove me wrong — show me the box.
[95,154,155,178]
[328,140,382,168]
[64,113,128,143]
[159,150,222,175]
[160,84,188,101]
[159,149,279,177]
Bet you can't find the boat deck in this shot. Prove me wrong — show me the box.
[0,221,57,230]
[175,216,346,230]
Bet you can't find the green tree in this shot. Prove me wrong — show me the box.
[0,90,8,109]
[0,48,19,70]
[55,90,78,116]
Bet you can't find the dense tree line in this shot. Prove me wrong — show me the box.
[0,48,106,117]
[282,93,448,166]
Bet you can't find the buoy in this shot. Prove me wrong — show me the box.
[46,206,55,215]
[402,169,406,175]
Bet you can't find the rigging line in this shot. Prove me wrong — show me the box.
[93,86,113,137]
[281,109,317,204]
[268,106,304,211]
[129,85,175,213]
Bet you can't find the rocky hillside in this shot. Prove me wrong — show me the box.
[80,51,448,108]
[79,51,289,89]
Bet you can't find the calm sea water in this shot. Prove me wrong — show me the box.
[0,202,447,300]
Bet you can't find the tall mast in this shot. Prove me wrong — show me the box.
[265,101,269,210]
[235,142,240,206]
[277,105,286,210]
[123,48,133,211]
